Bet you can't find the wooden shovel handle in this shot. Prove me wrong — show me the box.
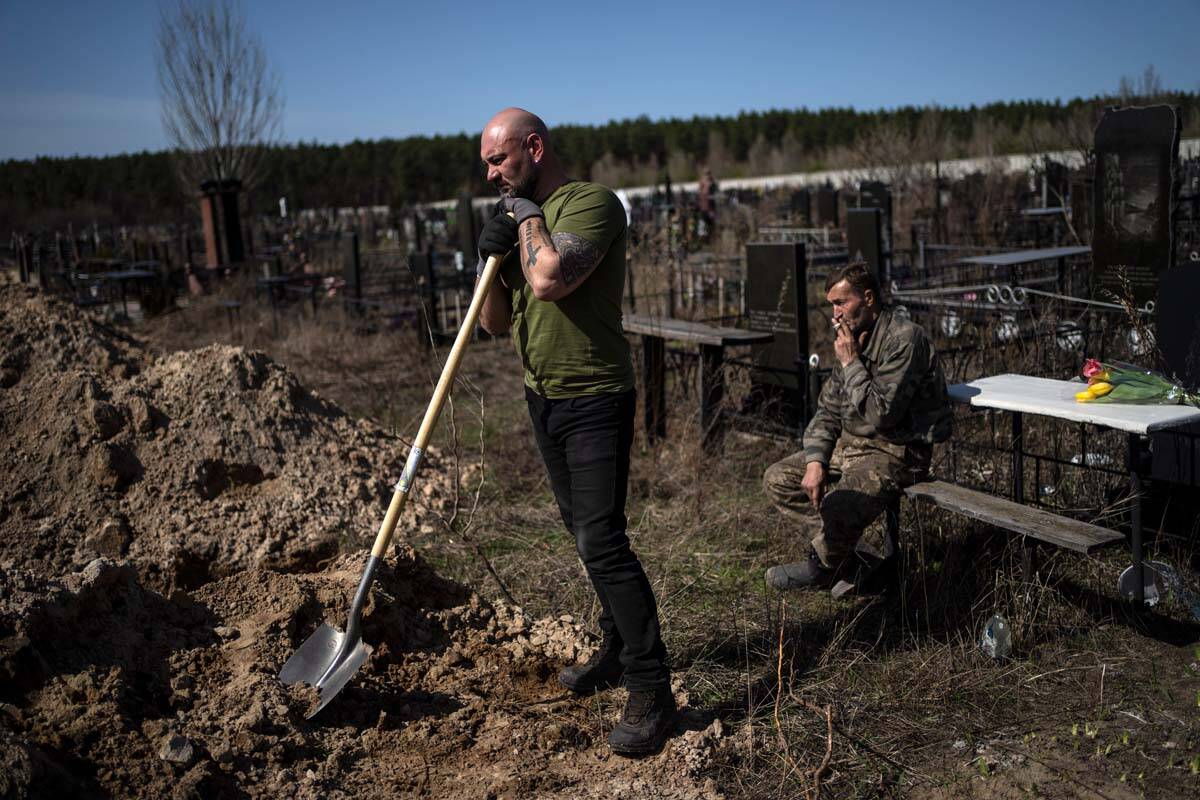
[369,247,506,559]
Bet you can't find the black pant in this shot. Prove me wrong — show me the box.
[525,386,669,691]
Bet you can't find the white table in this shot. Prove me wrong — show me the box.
[948,374,1200,604]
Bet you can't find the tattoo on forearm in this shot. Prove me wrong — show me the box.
[551,232,603,287]
[521,219,549,281]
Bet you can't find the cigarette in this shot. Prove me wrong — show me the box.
[831,320,841,330]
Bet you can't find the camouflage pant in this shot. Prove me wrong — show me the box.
[763,434,930,570]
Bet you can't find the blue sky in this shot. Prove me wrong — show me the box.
[1,0,1197,161]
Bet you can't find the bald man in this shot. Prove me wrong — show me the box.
[475,108,674,756]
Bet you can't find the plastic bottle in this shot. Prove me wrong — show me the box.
[979,614,1012,659]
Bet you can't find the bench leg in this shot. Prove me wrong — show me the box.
[642,335,667,445]
[1019,539,1039,585]
[699,344,725,452]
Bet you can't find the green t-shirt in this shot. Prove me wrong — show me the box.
[502,181,634,398]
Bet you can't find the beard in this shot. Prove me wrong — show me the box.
[511,174,537,199]
[498,164,538,199]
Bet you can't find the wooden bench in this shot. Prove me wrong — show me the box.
[623,314,773,451]
[826,477,1126,599]
[901,479,1124,554]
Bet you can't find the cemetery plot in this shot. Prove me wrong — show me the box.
[5,104,1200,799]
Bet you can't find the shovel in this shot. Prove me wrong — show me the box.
[280,247,507,718]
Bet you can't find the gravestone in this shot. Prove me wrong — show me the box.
[790,189,811,225]
[1156,268,1200,389]
[1152,267,1200,487]
[846,208,885,285]
[1092,105,1181,306]
[815,186,839,227]
[745,242,808,429]
[857,180,893,259]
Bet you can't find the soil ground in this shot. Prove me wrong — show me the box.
[2,278,1199,798]
[0,284,725,799]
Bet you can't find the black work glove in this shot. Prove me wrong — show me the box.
[500,196,545,225]
[476,211,519,276]
[477,212,518,259]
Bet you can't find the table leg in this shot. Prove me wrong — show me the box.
[1012,412,1024,503]
[1127,433,1145,606]
[642,336,666,445]
[700,344,725,452]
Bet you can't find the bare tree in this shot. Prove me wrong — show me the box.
[155,0,283,191]
[1117,64,1166,105]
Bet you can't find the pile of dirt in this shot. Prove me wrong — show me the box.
[0,284,463,591]
[0,285,729,798]
[0,553,726,799]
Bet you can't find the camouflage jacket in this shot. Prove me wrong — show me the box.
[803,308,952,465]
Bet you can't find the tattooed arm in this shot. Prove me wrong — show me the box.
[517,217,606,302]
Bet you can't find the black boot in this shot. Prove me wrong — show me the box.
[764,550,837,590]
[559,638,624,694]
[608,687,676,756]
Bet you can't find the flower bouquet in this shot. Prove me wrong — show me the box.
[1075,358,1200,407]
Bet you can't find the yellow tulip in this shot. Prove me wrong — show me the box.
[1075,389,1095,402]
[1088,382,1113,397]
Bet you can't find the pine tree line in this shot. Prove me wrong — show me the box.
[4,93,1198,232]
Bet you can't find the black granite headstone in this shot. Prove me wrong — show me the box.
[790,190,811,224]
[815,186,839,227]
[1093,105,1181,306]
[1156,267,1200,389]
[857,180,892,257]
[210,179,246,264]
[1152,267,1200,486]
[745,242,808,429]
[846,208,884,285]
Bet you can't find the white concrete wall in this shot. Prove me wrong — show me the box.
[438,137,1200,210]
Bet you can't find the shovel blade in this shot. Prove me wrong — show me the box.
[279,622,373,718]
